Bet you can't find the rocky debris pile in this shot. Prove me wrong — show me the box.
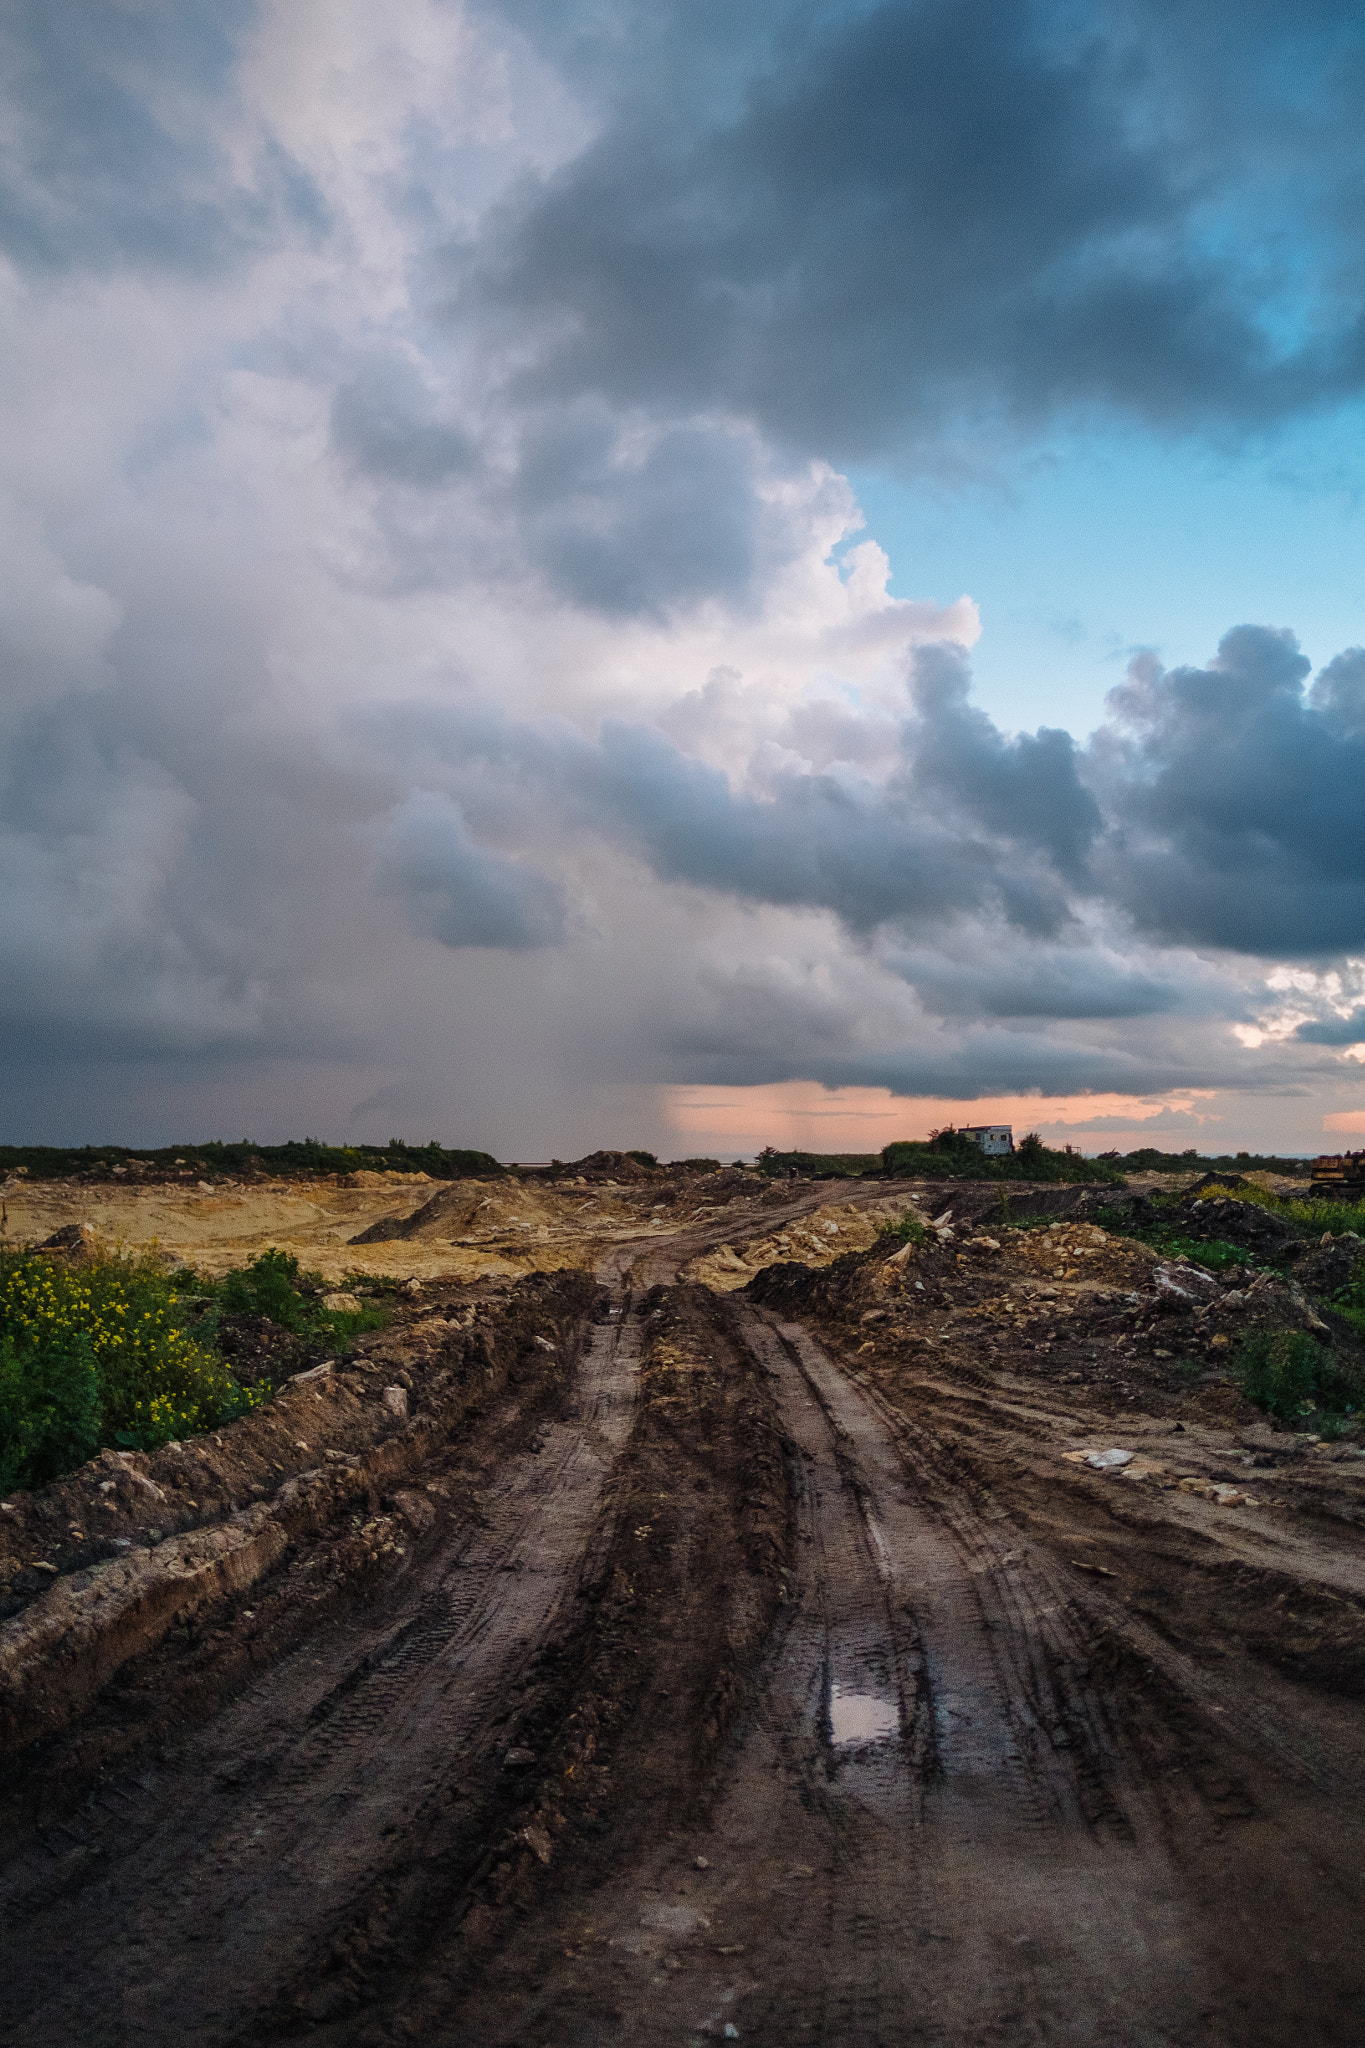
[747,1199,1365,1425]
[1292,1233,1364,1297]
[679,1196,908,1291]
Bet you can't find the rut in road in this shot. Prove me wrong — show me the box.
[468,1300,1205,2048]
[0,1289,642,2048]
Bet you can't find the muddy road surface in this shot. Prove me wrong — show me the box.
[2,1176,1364,2044]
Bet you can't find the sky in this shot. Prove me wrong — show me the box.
[2,0,1364,1162]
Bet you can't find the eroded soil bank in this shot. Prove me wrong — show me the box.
[1,1173,1363,2044]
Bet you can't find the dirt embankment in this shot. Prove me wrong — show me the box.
[0,1273,597,1761]
[0,1162,787,1284]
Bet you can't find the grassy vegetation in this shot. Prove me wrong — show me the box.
[1232,1327,1364,1432]
[0,1249,264,1493]
[1094,1147,1313,1176]
[756,1149,882,1178]
[1196,1178,1365,1241]
[881,1132,1121,1184]
[216,1248,391,1344]
[0,1246,393,1496]
[876,1209,928,1246]
[0,1138,506,1182]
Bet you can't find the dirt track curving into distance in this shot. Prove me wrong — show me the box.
[2,1174,1364,2044]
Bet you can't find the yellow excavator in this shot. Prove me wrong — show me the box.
[1311,1149,1365,1194]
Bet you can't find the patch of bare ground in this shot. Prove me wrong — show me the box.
[4,1176,1365,2044]
[738,1214,1365,2043]
[331,1281,789,2045]
[0,1270,609,2044]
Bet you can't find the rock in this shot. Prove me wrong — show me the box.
[503,1746,537,1769]
[98,1450,166,1504]
[1293,1235,1363,1297]
[1155,1263,1217,1304]
[1179,1478,1259,1507]
[400,1278,423,1297]
[288,1360,334,1385]
[382,1385,409,1420]
[38,1222,101,1256]
[389,1489,435,1531]
[1064,1447,1135,1472]
[859,1309,888,1324]
[321,1291,363,1312]
[347,1213,412,1245]
[520,1824,553,1865]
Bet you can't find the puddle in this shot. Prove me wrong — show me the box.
[638,1902,712,1936]
[829,1686,898,1746]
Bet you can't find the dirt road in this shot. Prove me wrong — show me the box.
[2,1178,1364,2044]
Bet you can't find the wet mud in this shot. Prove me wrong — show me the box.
[1,1176,1363,2043]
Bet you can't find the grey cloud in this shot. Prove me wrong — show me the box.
[0,2,325,274]
[332,361,476,487]
[469,0,1365,460]
[1296,1010,1365,1046]
[387,673,1088,941]
[883,941,1181,1021]
[514,410,764,615]
[383,618,1365,979]
[1088,625,1365,955]
[907,643,1101,880]
[372,791,567,951]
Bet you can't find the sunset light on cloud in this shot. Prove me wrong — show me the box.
[1,2,1364,1157]
[664,1085,1225,1159]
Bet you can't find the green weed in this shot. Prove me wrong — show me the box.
[213,1248,390,1346]
[1232,1326,1363,1427]
[0,1248,263,1491]
[877,1210,927,1246]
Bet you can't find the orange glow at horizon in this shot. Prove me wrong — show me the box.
[662,1082,1220,1156]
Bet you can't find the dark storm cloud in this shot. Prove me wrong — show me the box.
[1296,1011,1365,1046]
[469,0,1365,459]
[384,619,1365,969]
[372,791,567,950]
[332,362,476,487]
[0,1,324,274]
[381,647,1105,941]
[1089,626,1365,955]
[907,643,1100,881]
[513,412,765,615]
[882,942,1180,1021]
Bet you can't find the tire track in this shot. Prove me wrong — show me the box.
[0,1293,642,2048]
[483,1301,1207,2047]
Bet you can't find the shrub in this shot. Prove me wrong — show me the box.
[880,1138,1118,1185]
[219,1247,311,1330]
[215,1248,389,1344]
[1233,1326,1363,1424]
[0,1327,100,1495]
[877,1210,927,1246]
[0,1249,263,1489]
